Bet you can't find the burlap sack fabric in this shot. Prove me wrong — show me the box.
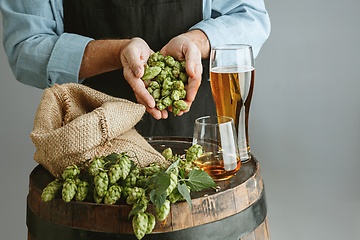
[30,83,165,178]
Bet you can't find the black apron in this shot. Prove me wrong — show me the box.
[63,0,216,137]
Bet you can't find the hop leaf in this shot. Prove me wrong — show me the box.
[186,169,217,191]
[146,171,170,209]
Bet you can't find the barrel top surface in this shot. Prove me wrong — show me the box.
[30,136,259,200]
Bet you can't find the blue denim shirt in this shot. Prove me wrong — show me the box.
[0,0,270,89]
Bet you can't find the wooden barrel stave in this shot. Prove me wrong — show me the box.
[27,137,270,240]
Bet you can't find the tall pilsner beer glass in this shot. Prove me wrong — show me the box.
[210,44,255,163]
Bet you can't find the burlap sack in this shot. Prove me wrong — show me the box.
[30,83,165,178]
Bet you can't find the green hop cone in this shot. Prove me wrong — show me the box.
[166,172,178,196]
[142,66,162,80]
[164,66,174,79]
[75,178,81,185]
[179,89,187,99]
[149,80,160,90]
[41,179,63,202]
[132,213,148,240]
[148,51,164,65]
[165,55,176,67]
[75,180,90,202]
[93,191,103,204]
[62,164,80,180]
[126,187,145,205]
[108,164,122,184]
[122,172,138,188]
[161,88,171,98]
[168,186,181,203]
[142,163,161,176]
[156,101,167,111]
[89,156,105,177]
[162,78,173,90]
[104,184,122,205]
[62,178,77,203]
[122,186,132,199]
[152,88,161,100]
[94,170,109,198]
[152,61,165,69]
[155,69,168,83]
[179,72,188,83]
[146,213,156,234]
[172,80,184,91]
[173,100,189,111]
[147,87,153,95]
[186,144,203,162]
[172,61,181,76]
[132,196,148,213]
[162,147,173,161]
[155,199,171,222]
[162,96,173,107]
[172,67,180,78]
[172,106,181,116]
[118,153,132,180]
[180,60,186,71]
[182,161,198,174]
[171,90,181,101]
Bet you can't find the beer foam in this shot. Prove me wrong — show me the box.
[210,66,254,73]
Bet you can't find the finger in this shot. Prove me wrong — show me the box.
[161,109,168,119]
[135,94,163,119]
[123,52,147,79]
[169,100,192,116]
[123,39,153,78]
[183,43,202,77]
[125,74,155,108]
[185,69,202,102]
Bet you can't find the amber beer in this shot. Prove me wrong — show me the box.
[194,152,241,181]
[210,66,255,162]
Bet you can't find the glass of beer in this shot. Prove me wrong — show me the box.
[193,116,241,181]
[210,44,255,163]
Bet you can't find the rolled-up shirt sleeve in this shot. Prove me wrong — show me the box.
[1,0,92,89]
[191,0,271,58]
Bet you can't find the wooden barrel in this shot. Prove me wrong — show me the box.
[27,137,270,240]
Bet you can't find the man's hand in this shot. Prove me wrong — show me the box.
[120,38,168,120]
[160,30,210,115]
[79,37,167,119]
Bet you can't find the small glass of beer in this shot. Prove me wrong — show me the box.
[193,116,241,181]
[210,44,255,163]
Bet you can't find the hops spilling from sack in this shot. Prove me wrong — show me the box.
[41,145,217,240]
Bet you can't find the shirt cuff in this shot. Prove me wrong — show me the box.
[47,33,93,87]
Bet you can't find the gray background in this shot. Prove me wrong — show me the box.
[1,1,359,239]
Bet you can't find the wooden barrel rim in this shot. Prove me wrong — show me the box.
[27,137,267,239]
[27,187,266,240]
